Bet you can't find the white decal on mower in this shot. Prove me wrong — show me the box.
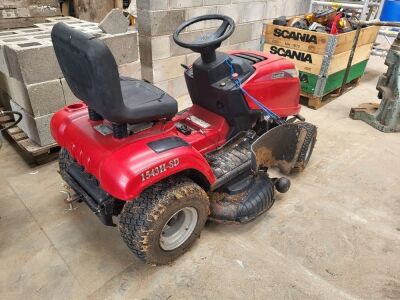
[140,158,180,182]
[187,115,210,128]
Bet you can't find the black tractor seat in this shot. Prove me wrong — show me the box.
[119,77,177,123]
[51,22,178,129]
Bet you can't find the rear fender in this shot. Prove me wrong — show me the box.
[99,144,216,201]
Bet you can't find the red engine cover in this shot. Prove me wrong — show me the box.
[229,50,301,117]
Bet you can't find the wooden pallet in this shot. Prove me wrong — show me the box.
[0,107,60,164]
[300,77,362,110]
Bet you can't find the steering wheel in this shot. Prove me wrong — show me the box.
[173,14,235,63]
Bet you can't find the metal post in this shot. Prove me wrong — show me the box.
[376,0,385,20]
[339,23,363,95]
[361,0,371,21]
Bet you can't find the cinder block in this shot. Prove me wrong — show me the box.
[100,31,139,65]
[35,20,103,35]
[230,23,253,45]
[232,0,254,3]
[61,78,79,105]
[45,16,77,22]
[141,64,154,82]
[18,27,50,34]
[118,61,142,79]
[137,9,185,36]
[220,43,241,52]
[98,9,129,34]
[153,55,187,82]
[284,1,301,17]
[222,39,261,52]
[169,0,202,9]
[0,29,51,76]
[185,7,219,31]
[151,36,171,60]
[0,31,138,84]
[298,0,311,14]
[240,2,266,23]
[0,89,11,111]
[240,39,261,51]
[136,0,168,11]
[139,35,171,65]
[204,0,230,5]
[0,72,10,94]
[217,5,241,24]
[138,35,153,66]
[155,76,188,98]
[252,21,263,40]
[4,42,62,84]
[265,0,284,19]
[8,78,65,117]
[10,99,55,146]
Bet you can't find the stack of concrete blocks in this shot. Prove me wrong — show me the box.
[0,16,139,147]
[137,0,311,99]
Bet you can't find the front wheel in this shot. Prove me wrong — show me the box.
[291,123,317,173]
[119,177,209,265]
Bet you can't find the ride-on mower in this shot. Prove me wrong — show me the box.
[51,14,317,265]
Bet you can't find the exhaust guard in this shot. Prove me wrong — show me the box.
[251,122,317,175]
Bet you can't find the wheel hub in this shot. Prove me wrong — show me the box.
[160,207,198,251]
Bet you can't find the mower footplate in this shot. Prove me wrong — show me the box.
[206,132,256,190]
[209,174,274,224]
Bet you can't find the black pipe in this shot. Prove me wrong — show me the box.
[0,110,23,149]
[0,110,22,132]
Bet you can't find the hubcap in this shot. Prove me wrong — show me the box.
[160,207,198,251]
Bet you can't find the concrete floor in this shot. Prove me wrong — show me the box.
[1,55,399,300]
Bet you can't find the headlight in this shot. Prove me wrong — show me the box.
[284,68,299,78]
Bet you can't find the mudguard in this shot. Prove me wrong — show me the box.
[51,105,216,201]
[99,143,216,200]
[251,122,317,174]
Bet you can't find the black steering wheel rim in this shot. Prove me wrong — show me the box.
[173,14,235,53]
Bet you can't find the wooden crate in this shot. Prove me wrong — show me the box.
[300,77,362,109]
[262,21,379,107]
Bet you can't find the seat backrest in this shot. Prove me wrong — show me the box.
[51,22,123,121]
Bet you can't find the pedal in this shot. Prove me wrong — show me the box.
[61,184,81,211]
[245,129,257,140]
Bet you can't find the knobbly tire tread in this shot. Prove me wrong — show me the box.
[119,176,209,265]
[291,123,317,173]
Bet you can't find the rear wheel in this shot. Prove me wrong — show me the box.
[119,177,209,265]
[291,123,317,173]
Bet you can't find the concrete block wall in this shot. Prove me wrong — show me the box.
[137,0,311,98]
[0,16,140,146]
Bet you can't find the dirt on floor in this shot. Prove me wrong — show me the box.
[0,55,399,300]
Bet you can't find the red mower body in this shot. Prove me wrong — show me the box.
[51,50,301,201]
